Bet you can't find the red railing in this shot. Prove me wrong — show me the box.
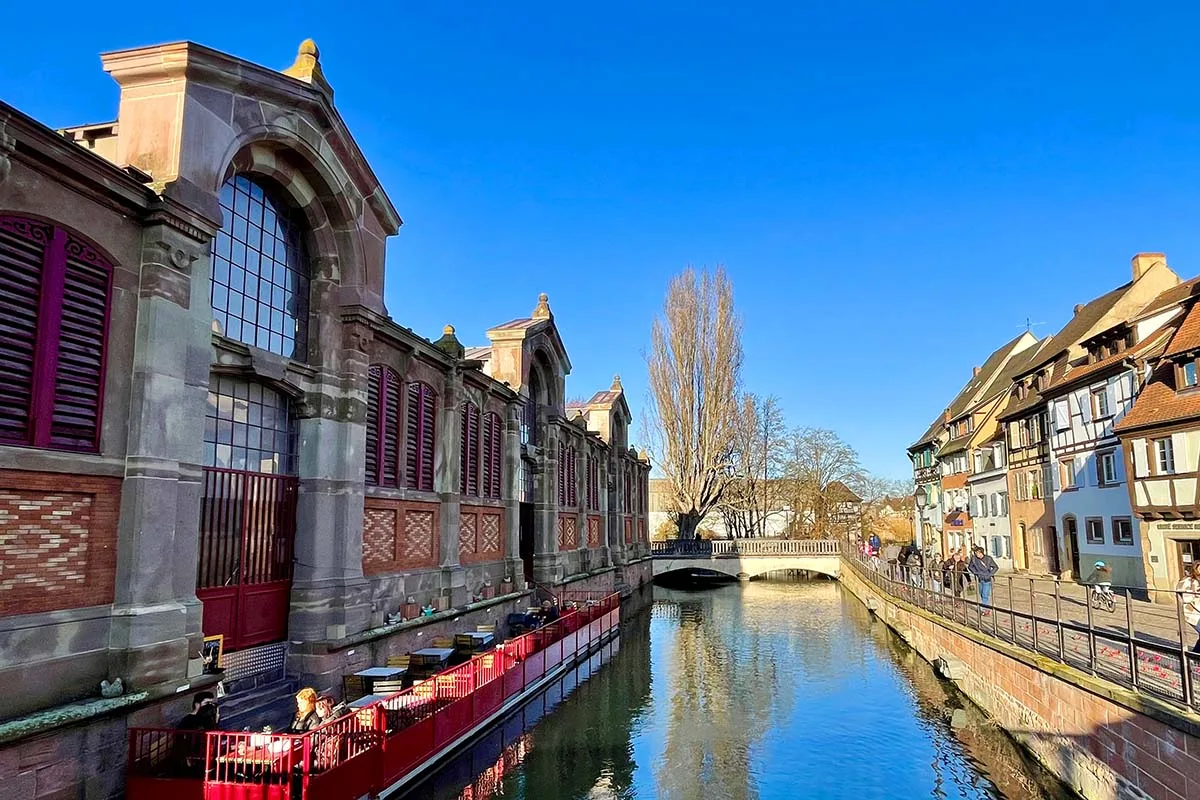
[127,593,621,800]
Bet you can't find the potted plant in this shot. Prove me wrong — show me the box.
[500,575,514,595]
[402,595,419,620]
[482,580,495,600]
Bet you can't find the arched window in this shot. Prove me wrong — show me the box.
[0,216,113,452]
[405,382,437,492]
[365,365,402,487]
[523,370,541,445]
[460,402,481,496]
[482,412,503,499]
[211,175,309,360]
[203,375,296,474]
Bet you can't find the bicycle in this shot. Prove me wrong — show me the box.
[1089,583,1116,613]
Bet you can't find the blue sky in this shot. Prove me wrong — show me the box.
[5,3,1200,479]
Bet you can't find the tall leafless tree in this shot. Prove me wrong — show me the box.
[718,394,790,537]
[646,266,744,539]
[782,427,865,538]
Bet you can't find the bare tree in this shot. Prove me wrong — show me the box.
[782,427,864,538]
[645,266,744,539]
[718,394,790,537]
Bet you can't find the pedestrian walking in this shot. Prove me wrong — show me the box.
[1176,564,1200,654]
[968,545,999,612]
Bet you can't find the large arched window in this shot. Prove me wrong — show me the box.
[406,382,437,492]
[365,365,402,487]
[211,175,309,360]
[203,375,296,474]
[0,216,113,452]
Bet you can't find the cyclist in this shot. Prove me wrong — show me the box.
[1084,560,1114,608]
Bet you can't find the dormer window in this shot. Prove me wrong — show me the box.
[1179,358,1199,389]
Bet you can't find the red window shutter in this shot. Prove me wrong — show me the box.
[381,369,401,487]
[558,442,567,506]
[488,413,502,498]
[460,403,480,496]
[50,238,112,450]
[479,409,490,497]
[365,365,381,486]
[568,447,577,506]
[0,219,47,445]
[420,386,436,492]
[406,382,436,492]
[0,218,111,453]
[405,382,420,488]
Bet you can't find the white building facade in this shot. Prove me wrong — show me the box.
[967,441,1013,570]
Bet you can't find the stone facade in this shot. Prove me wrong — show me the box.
[0,38,650,798]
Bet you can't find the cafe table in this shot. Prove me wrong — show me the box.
[411,647,455,667]
[353,666,406,693]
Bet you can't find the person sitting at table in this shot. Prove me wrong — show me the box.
[288,687,322,733]
[315,694,347,722]
[178,691,220,730]
[539,600,560,625]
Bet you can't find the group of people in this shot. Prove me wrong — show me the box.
[177,686,348,734]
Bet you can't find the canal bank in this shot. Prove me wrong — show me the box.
[839,557,1200,800]
[398,580,1078,799]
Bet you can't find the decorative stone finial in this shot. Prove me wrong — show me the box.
[638,449,650,463]
[611,374,623,392]
[532,292,552,320]
[283,39,333,98]
[434,324,464,360]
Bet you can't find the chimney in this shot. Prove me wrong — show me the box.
[972,366,981,377]
[1131,252,1167,281]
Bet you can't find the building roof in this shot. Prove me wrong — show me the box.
[1132,276,1200,322]
[909,416,944,451]
[464,346,492,362]
[935,434,972,458]
[826,481,862,503]
[946,332,1036,419]
[1116,301,1200,433]
[1164,298,1200,358]
[1025,282,1132,373]
[1045,325,1173,395]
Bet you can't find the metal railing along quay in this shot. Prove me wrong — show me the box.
[846,553,1200,714]
[125,591,621,800]
[649,538,841,557]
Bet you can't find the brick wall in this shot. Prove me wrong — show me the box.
[362,498,440,575]
[840,561,1200,800]
[459,505,504,564]
[556,515,578,550]
[0,469,121,617]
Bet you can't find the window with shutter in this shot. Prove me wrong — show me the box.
[365,366,403,488]
[460,402,480,496]
[405,382,437,492]
[567,446,577,506]
[365,366,381,485]
[558,442,567,506]
[485,412,502,498]
[0,217,112,453]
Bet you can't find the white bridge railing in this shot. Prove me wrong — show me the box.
[650,538,841,557]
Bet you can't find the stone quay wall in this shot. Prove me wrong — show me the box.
[839,558,1200,800]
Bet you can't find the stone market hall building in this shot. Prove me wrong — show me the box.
[0,39,650,797]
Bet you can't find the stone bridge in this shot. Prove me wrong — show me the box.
[650,538,841,580]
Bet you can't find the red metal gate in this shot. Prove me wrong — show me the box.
[197,467,298,650]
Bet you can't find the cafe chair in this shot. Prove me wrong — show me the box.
[431,635,454,649]
[476,623,497,634]
[342,674,366,703]
[371,679,406,695]
[385,654,410,669]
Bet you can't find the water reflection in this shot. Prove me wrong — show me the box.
[400,582,1074,800]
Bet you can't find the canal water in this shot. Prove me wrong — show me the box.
[398,581,1077,800]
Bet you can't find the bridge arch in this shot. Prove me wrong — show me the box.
[652,554,841,581]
